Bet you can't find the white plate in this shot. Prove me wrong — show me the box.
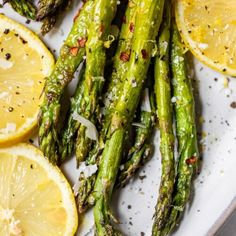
[2,2,236,236]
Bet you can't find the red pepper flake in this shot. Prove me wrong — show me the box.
[120,51,130,62]
[78,38,87,48]
[141,49,148,59]
[186,156,197,165]
[100,24,105,34]
[129,22,135,32]
[122,16,127,24]
[70,47,79,56]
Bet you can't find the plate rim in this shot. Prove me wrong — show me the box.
[207,197,236,235]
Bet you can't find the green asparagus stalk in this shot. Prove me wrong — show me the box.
[92,1,165,234]
[41,15,57,35]
[37,0,64,20]
[104,1,139,111]
[59,65,86,163]
[152,3,175,235]
[73,0,117,165]
[88,0,139,166]
[76,167,97,213]
[39,0,71,35]
[7,0,36,19]
[94,129,125,236]
[117,82,156,188]
[38,1,94,164]
[160,21,199,235]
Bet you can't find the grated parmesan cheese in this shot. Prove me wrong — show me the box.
[141,88,151,112]
[73,162,98,196]
[72,112,98,141]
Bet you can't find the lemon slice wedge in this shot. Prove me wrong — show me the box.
[175,0,236,76]
[0,14,54,146]
[0,143,78,236]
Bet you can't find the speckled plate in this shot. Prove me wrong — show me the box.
[2,2,236,236]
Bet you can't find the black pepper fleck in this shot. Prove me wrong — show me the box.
[230,102,236,109]
[8,107,14,112]
[139,175,146,180]
[4,29,9,34]
[29,139,34,144]
[20,37,27,44]
[5,53,11,60]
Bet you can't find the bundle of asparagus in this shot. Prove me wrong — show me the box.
[152,2,199,236]
[153,20,199,236]
[38,0,94,164]
[37,0,199,235]
[4,0,71,34]
[152,4,176,235]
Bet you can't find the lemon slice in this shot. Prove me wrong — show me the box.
[175,0,236,76]
[0,143,78,236]
[0,14,54,146]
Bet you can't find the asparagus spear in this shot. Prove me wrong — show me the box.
[92,1,165,234]
[38,1,94,164]
[152,3,176,235]
[71,0,118,165]
[60,66,86,163]
[6,0,36,19]
[37,0,64,20]
[104,1,139,112]
[117,83,156,188]
[41,15,57,35]
[76,166,97,213]
[88,0,139,168]
[39,0,71,35]
[160,21,199,235]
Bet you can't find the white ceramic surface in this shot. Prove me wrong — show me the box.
[2,2,236,236]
